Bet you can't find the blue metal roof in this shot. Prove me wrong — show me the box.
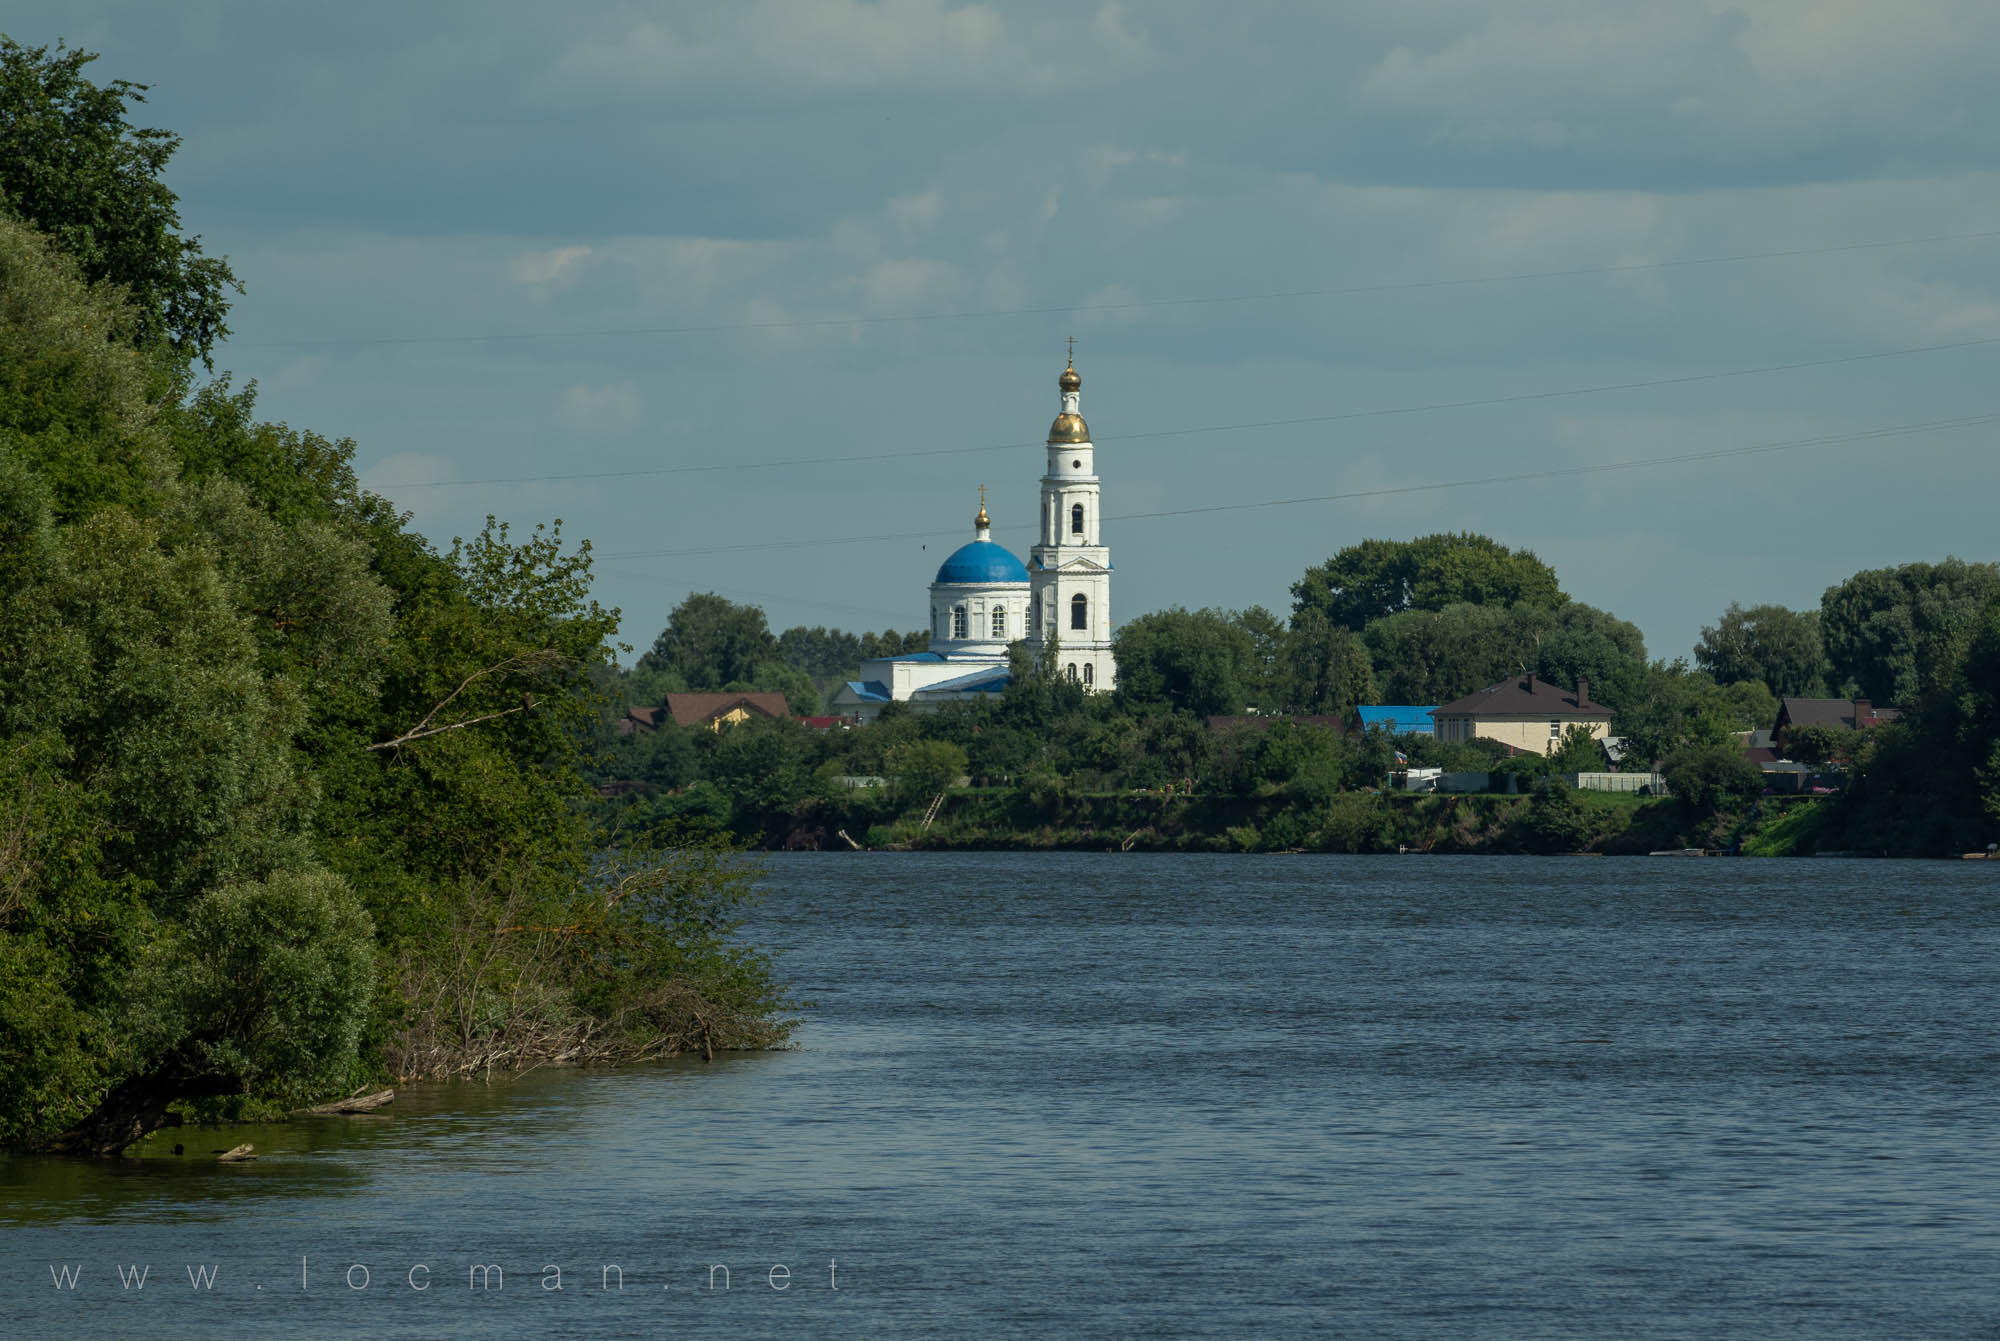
[843,680,893,703]
[934,539,1029,585]
[914,667,1012,695]
[1357,705,1438,735]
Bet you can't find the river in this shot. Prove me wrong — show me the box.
[4,853,1998,1338]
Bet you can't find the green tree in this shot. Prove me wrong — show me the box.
[1292,532,1565,630]
[1289,608,1378,713]
[1694,603,1828,696]
[1820,559,2000,705]
[1782,723,1865,767]
[0,38,240,365]
[1547,724,1606,774]
[884,739,968,809]
[1112,607,1252,718]
[642,593,779,690]
[62,868,374,1155]
[1233,605,1293,711]
[1661,741,1764,819]
[1519,777,1591,853]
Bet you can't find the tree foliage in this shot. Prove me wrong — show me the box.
[1819,559,2000,705]
[1292,532,1565,631]
[1112,607,1254,718]
[0,38,239,366]
[0,154,786,1151]
[1694,603,1828,697]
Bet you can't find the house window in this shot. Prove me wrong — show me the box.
[952,606,968,639]
[1070,502,1085,535]
[1549,719,1561,738]
[1066,663,1079,682]
[992,608,1006,638]
[1071,593,1087,630]
[1082,663,1094,688]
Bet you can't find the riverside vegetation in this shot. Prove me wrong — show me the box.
[0,40,790,1157]
[595,533,2000,863]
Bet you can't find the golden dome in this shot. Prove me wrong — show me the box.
[1048,411,1090,444]
[1059,361,1081,394]
[975,502,990,529]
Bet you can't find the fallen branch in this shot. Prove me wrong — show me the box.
[296,1088,396,1116]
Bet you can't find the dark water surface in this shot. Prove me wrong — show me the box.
[4,854,1999,1338]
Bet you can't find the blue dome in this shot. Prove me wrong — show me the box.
[934,539,1029,585]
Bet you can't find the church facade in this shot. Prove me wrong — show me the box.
[830,355,1117,721]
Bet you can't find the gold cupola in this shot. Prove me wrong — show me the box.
[1048,351,1089,444]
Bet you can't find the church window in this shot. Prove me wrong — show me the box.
[1082,663,1094,688]
[1071,594,1087,630]
[992,608,1006,638]
[1066,664,1079,682]
[952,606,968,639]
[1070,502,1085,535]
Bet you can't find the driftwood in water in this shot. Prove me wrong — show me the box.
[297,1088,395,1116]
[216,1144,256,1162]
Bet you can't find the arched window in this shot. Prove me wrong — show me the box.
[1070,502,1085,536]
[1071,593,1087,630]
[1033,593,1043,632]
[1065,663,1079,682]
[952,605,968,639]
[991,607,1006,638]
[1082,663,1094,688]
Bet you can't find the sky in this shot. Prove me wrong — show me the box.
[10,1,1999,664]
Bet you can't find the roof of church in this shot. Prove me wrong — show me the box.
[934,538,1029,585]
[913,666,1012,695]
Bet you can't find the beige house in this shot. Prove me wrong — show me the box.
[1432,676,1612,754]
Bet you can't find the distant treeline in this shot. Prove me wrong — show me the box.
[598,543,2000,858]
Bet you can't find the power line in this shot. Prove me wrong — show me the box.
[598,411,1998,561]
[238,227,2000,352]
[592,566,912,625]
[372,332,1999,490]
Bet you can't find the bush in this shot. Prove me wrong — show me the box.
[1662,742,1764,816]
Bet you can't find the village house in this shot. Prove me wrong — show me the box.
[1430,675,1613,754]
[619,692,792,735]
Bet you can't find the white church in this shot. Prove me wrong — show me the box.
[829,354,1117,722]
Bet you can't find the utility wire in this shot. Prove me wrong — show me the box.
[375,333,1999,490]
[599,411,1999,561]
[240,227,2000,351]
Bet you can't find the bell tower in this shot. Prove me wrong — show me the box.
[1026,344,1116,691]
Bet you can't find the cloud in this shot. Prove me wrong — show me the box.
[510,245,594,288]
[561,382,644,433]
[549,0,1013,95]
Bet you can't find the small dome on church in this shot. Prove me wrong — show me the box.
[935,539,1030,585]
[1059,362,1081,394]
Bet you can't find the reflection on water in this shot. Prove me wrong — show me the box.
[3,854,1998,1339]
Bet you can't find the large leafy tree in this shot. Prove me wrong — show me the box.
[1693,603,1828,697]
[1112,607,1253,718]
[643,592,780,690]
[1292,532,1565,630]
[0,38,239,366]
[1819,559,2000,706]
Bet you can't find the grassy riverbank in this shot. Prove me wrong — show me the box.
[748,787,1838,857]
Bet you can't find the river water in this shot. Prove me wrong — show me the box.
[3,853,1998,1338]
